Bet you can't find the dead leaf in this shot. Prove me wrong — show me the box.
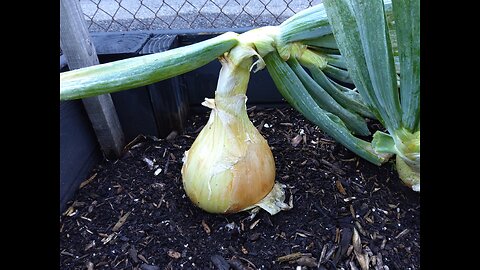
[167,250,181,259]
[101,233,116,245]
[336,180,347,195]
[143,158,154,170]
[84,240,95,251]
[112,211,131,232]
[375,253,385,269]
[395,229,410,239]
[277,252,304,262]
[63,206,77,217]
[318,244,328,264]
[249,219,260,230]
[79,173,97,189]
[352,228,369,270]
[349,261,360,270]
[138,254,149,264]
[346,245,354,256]
[291,134,303,147]
[355,221,367,236]
[201,220,211,235]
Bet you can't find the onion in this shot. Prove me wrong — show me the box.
[181,46,282,214]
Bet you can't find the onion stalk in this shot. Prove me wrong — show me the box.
[60,32,239,100]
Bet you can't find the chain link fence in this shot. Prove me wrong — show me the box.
[81,0,322,32]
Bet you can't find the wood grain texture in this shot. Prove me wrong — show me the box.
[60,100,101,213]
[142,35,190,137]
[90,32,151,55]
[60,0,124,158]
[140,34,177,54]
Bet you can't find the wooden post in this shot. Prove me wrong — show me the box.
[60,0,124,158]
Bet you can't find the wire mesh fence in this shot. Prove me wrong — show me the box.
[81,0,323,32]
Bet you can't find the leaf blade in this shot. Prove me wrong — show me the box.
[308,66,374,118]
[323,0,382,122]
[288,57,370,136]
[392,0,420,131]
[60,32,239,100]
[349,0,402,131]
[265,51,388,165]
[324,0,402,133]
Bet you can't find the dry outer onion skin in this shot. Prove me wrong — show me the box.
[181,48,276,214]
[251,182,292,215]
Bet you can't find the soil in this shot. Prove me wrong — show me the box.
[59,106,420,270]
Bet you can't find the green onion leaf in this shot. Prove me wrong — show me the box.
[349,0,402,132]
[303,34,338,49]
[392,0,420,132]
[287,57,370,136]
[278,4,331,44]
[323,65,353,84]
[322,53,348,70]
[60,32,239,100]
[324,0,398,132]
[265,51,388,165]
[307,66,374,119]
[371,131,397,154]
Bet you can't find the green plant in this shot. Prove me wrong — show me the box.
[322,0,420,190]
[263,0,420,191]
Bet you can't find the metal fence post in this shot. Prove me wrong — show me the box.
[60,0,125,158]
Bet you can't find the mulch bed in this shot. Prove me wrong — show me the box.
[60,106,420,270]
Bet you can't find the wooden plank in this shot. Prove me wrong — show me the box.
[60,0,124,158]
[89,32,151,55]
[60,100,101,213]
[139,34,190,137]
[87,33,167,141]
[110,86,159,142]
[140,34,177,54]
[148,77,189,138]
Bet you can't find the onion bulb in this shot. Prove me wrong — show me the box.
[181,45,287,214]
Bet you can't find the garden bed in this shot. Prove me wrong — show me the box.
[60,106,420,269]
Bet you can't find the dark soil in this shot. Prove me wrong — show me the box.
[60,106,420,270]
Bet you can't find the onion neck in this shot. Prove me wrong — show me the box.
[211,45,257,122]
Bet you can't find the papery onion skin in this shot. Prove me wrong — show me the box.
[181,100,275,213]
[181,50,276,214]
